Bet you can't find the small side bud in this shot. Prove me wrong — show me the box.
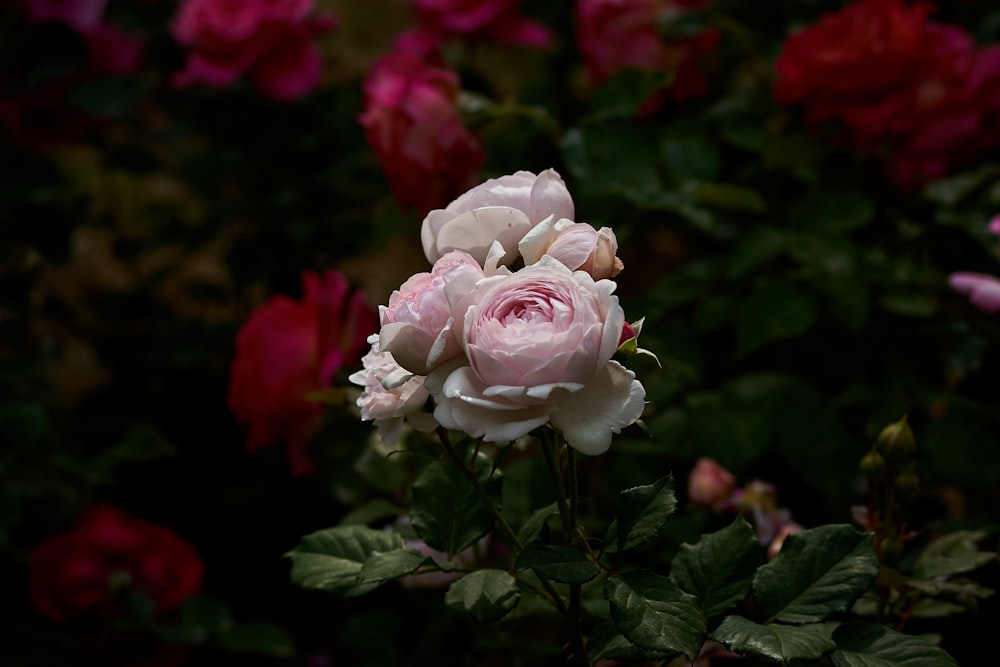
[893,468,920,503]
[859,450,887,482]
[875,415,915,465]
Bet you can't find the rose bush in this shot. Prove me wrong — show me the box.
[421,169,575,265]
[227,269,376,475]
[170,0,335,101]
[359,46,484,214]
[28,504,203,624]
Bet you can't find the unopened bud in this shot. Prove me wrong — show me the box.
[875,416,915,465]
[894,469,920,503]
[859,451,887,482]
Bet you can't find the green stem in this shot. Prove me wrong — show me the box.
[435,427,568,614]
[541,430,591,667]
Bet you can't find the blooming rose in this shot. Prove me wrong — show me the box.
[409,0,552,48]
[421,169,575,266]
[427,255,645,455]
[359,49,484,214]
[228,269,377,475]
[687,457,736,509]
[379,250,485,375]
[519,216,623,279]
[773,0,1000,189]
[349,335,438,444]
[28,504,203,623]
[170,0,335,101]
[575,0,719,106]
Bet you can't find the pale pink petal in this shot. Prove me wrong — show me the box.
[550,360,645,455]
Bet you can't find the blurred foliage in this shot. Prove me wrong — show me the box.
[1,0,999,665]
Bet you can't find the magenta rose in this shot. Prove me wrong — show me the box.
[409,0,552,48]
[575,0,718,107]
[427,255,645,455]
[359,50,484,215]
[421,169,575,266]
[227,270,377,475]
[28,504,203,624]
[170,0,335,101]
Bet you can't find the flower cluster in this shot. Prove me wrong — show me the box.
[950,215,1000,314]
[773,0,1000,190]
[227,270,377,476]
[170,0,336,101]
[28,504,203,624]
[351,169,645,456]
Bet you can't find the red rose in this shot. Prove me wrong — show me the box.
[28,505,203,624]
[227,270,377,475]
[410,0,552,48]
[170,0,336,101]
[358,47,484,214]
[773,0,1000,189]
[575,0,718,106]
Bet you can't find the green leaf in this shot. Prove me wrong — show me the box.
[754,525,879,624]
[217,623,296,657]
[605,476,677,552]
[605,571,706,659]
[337,498,405,527]
[444,569,521,623]
[735,281,818,357]
[561,121,663,202]
[670,518,759,619]
[713,616,836,662]
[830,622,959,666]
[516,502,559,546]
[728,227,788,279]
[410,452,502,556]
[589,68,672,119]
[912,530,996,580]
[357,549,432,586]
[286,525,403,597]
[517,544,602,585]
[661,125,721,182]
[587,620,670,662]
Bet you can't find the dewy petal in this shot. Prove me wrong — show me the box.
[550,361,645,455]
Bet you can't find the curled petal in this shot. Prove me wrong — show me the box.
[550,361,645,455]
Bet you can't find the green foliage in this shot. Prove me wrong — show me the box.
[754,525,880,624]
[605,571,707,660]
[444,569,522,624]
[285,525,404,597]
[829,623,959,667]
[604,475,678,552]
[410,451,503,556]
[713,616,836,662]
[670,518,759,619]
[517,544,602,585]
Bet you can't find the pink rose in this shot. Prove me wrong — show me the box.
[379,251,485,375]
[409,0,552,48]
[948,215,1000,314]
[687,457,736,509]
[421,169,575,266]
[359,51,484,214]
[28,504,203,624]
[170,0,335,101]
[427,256,645,455]
[227,270,377,475]
[519,216,623,279]
[348,335,438,444]
[575,0,718,107]
[949,273,1000,313]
